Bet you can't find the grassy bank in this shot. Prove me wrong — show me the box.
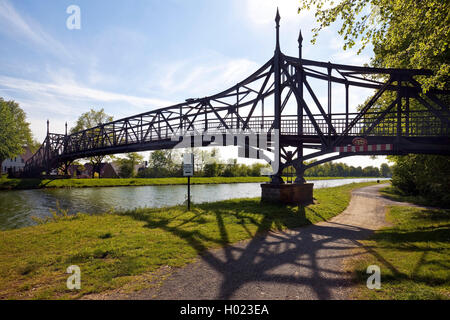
[0,176,269,190]
[0,181,376,299]
[380,185,449,208]
[350,205,450,299]
[0,176,382,190]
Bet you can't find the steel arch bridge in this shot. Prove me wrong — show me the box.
[24,10,450,184]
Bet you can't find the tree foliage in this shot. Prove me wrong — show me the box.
[117,152,144,178]
[300,161,391,177]
[138,150,181,178]
[137,149,270,178]
[70,108,113,177]
[388,154,450,206]
[299,0,449,90]
[0,98,33,165]
[70,108,113,133]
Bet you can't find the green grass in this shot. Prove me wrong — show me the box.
[0,176,380,190]
[379,185,448,208]
[0,181,376,299]
[0,176,269,190]
[351,206,450,300]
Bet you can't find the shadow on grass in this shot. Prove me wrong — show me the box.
[373,226,450,243]
[379,186,450,209]
[121,199,374,299]
[353,241,450,289]
[352,207,450,297]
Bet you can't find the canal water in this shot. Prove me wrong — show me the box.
[0,178,386,230]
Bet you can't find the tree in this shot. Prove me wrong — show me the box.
[203,162,224,177]
[70,108,113,178]
[117,152,144,178]
[299,0,449,90]
[300,0,450,204]
[380,163,391,177]
[190,148,220,173]
[389,154,450,206]
[0,98,33,167]
[137,150,182,178]
[71,108,113,133]
[249,163,268,176]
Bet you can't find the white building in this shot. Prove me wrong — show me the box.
[1,147,33,175]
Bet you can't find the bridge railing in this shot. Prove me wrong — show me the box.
[61,110,448,154]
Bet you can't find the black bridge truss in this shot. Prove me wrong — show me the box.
[24,10,450,183]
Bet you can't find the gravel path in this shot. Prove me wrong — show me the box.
[118,183,397,300]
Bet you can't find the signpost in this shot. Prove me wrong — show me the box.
[183,153,194,211]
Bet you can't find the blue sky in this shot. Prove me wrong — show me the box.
[0,0,388,167]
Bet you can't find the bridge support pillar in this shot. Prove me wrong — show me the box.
[270,174,284,185]
[293,161,306,184]
[261,183,314,205]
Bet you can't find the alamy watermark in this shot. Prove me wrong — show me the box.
[66,5,81,30]
[171,128,281,176]
[66,265,81,290]
[366,265,381,289]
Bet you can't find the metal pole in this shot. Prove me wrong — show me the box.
[271,9,283,185]
[64,122,68,156]
[46,119,50,175]
[405,94,409,136]
[298,29,303,138]
[187,176,191,211]
[345,83,349,130]
[204,104,208,132]
[261,98,265,129]
[327,64,332,137]
[295,28,305,184]
[180,105,183,133]
[397,77,402,138]
[236,87,240,129]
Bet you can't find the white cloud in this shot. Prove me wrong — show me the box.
[156,56,260,97]
[0,0,70,58]
[0,75,174,110]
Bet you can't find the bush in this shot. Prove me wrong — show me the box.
[390,155,450,206]
[203,162,224,177]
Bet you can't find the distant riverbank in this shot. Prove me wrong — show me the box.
[0,176,383,190]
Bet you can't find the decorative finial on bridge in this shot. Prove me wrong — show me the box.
[275,8,281,51]
[65,122,68,136]
[46,119,49,135]
[275,8,280,26]
[298,29,303,61]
